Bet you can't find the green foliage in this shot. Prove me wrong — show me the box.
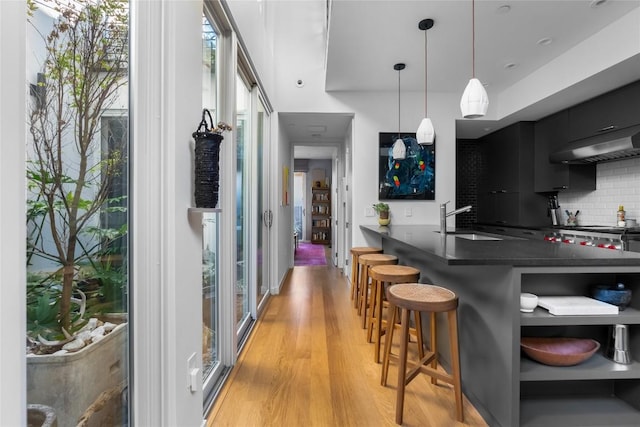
[372,202,390,214]
[26,0,129,332]
[26,275,62,340]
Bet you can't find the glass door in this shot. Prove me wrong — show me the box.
[236,75,252,341]
[200,13,224,399]
[256,98,270,311]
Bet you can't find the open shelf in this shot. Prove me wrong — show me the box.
[521,306,640,326]
[520,395,640,427]
[188,207,222,214]
[520,352,640,382]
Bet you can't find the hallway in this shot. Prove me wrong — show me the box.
[207,264,488,426]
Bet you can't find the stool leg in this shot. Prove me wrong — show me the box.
[366,278,377,342]
[414,311,424,360]
[350,254,357,302]
[359,268,369,321]
[430,312,438,385]
[373,280,385,362]
[448,309,464,422]
[381,301,397,386]
[357,265,367,315]
[395,307,411,425]
[355,263,364,310]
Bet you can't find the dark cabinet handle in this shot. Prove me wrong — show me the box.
[522,231,535,235]
[553,186,568,190]
[597,125,616,132]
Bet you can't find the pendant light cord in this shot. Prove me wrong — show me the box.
[398,68,401,137]
[472,0,476,78]
[424,27,428,117]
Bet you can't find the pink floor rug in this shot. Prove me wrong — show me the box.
[294,242,327,266]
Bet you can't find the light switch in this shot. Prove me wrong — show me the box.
[405,207,412,217]
[365,207,374,217]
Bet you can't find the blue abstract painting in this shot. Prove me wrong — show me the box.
[378,132,435,200]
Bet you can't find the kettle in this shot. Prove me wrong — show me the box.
[605,324,632,364]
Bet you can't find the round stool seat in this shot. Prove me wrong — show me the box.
[368,265,420,283]
[358,253,397,265]
[387,283,458,313]
[350,246,383,256]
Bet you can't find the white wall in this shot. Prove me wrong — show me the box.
[0,1,27,425]
[232,1,458,249]
[130,0,204,425]
[559,158,640,227]
[275,116,293,292]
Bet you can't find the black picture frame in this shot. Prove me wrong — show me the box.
[378,132,435,200]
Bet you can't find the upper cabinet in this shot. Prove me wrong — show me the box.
[568,80,640,142]
[534,110,596,193]
[477,122,548,226]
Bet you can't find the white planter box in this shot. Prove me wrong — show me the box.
[27,323,128,427]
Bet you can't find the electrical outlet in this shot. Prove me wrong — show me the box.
[365,207,374,217]
[405,207,412,217]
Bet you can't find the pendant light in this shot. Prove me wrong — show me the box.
[417,18,435,145]
[460,0,489,118]
[392,63,406,160]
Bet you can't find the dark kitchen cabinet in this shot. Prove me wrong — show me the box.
[477,122,548,226]
[568,80,640,142]
[534,110,596,192]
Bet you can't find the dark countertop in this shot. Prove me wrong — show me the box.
[361,224,640,266]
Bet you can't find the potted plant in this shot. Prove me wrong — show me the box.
[373,202,391,225]
[26,0,129,424]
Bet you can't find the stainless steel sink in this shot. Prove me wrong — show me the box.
[453,233,503,241]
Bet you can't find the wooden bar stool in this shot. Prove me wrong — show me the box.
[381,283,463,424]
[349,247,383,308]
[357,254,398,325]
[367,265,420,363]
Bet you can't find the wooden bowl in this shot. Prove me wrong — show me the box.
[520,337,600,366]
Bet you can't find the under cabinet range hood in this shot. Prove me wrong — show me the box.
[550,125,640,164]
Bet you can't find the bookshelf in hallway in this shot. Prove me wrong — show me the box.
[311,186,331,244]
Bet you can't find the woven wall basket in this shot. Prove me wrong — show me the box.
[193,109,224,208]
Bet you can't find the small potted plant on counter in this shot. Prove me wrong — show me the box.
[373,202,391,226]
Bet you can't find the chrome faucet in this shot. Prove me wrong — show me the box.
[440,201,472,234]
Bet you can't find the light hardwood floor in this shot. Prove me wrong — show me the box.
[207,264,488,427]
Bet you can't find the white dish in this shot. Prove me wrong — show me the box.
[520,293,538,312]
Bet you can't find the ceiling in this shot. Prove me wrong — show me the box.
[288,0,640,159]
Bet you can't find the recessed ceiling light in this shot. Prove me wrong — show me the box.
[590,0,609,8]
[496,4,511,14]
[307,125,326,133]
[504,62,517,70]
[537,37,553,46]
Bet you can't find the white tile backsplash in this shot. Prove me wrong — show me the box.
[558,157,640,226]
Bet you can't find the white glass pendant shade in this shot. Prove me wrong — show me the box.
[460,77,489,118]
[392,138,406,160]
[416,117,435,145]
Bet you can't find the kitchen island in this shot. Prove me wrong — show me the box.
[361,224,640,427]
